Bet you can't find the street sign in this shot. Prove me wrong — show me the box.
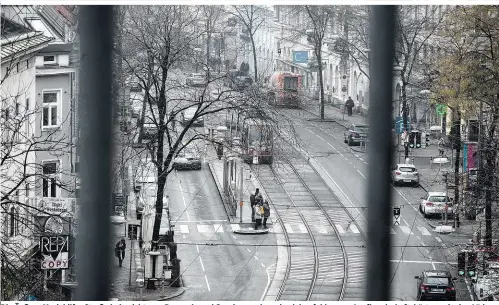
[128,223,139,240]
[436,104,446,116]
[393,207,401,225]
[39,235,70,270]
[292,51,308,64]
[395,116,403,134]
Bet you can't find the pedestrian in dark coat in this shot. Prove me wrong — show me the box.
[115,238,126,267]
[345,97,355,116]
[262,200,270,229]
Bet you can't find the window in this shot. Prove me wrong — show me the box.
[43,55,56,64]
[9,207,19,237]
[15,101,19,116]
[42,161,59,198]
[42,91,59,128]
[26,182,30,197]
[4,108,10,121]
[26,97,30,111]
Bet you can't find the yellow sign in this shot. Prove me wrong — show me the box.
[239,201,244,206]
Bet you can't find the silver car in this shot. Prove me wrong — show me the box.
[420,192,454,218]
[391,164,420,186]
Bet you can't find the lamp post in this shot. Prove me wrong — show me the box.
[194,48,202,73]
[420,89,431,129]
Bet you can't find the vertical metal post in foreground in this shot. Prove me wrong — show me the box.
[366,6,396,301]
[76,6,114,301]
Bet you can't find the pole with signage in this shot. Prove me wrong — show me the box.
[128,224,138,286]
[239,159,244,223]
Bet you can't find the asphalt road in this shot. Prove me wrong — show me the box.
[166,160,277,300]
[278,108,472,301]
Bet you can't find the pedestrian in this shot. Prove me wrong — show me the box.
[217,143,223,160]
[250,193,256,222]
[262,200,271,229]
[345,97,355,116]
[115,238,126,267]
[254,203,263,230]
[255,191,263,206]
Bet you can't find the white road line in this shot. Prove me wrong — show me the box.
[357,170,366,179]
[196,245,200,253]
[431,262,436,270]
[421,242,427,246]
[298,224,307,233]
[199,257,205,272]
[254,256,259,260]
[399,226,414,235]
[232,235,237,240]
[214,224,224,232]
[238,241,243,244]
[349,224,360,234]
[247,248,251,253]
[284,224,294,233]
[261,263,265,268]
[261,263,275,301]
[435,236,443,243]
[417,226,432,236]
[204,275,211,291]
[335,224,346,234]
[175,171,191,222]
[180,225,189,234]
[231,224,240,231]
[402,218,411,227]
[197,225,209,233]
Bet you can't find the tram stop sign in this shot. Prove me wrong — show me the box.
[393,207,401,217]
[436,104,446,116]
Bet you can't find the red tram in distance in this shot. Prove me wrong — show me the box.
[267,71,302,108]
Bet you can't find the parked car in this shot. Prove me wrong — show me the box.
[344,124,369,146]
[232,76,253,90]
[172,153,202,170]
[181,107,204,127]
[420,191,453,218]
[415,270,457,301]
[186,73,206,87]
[391,164,419,186]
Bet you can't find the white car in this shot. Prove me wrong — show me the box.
[181,107,204,127]
[420,192,454,218]
[391,163,420,186]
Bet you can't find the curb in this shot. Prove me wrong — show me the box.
[300,106,349,128]
[233,229,270,235]
[156,287,186,300]
[207,162,234,222]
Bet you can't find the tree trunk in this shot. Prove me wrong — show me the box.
[401,80,409,159]
[249,33,258,83]
[316,46,325,120]
[453,109,461,228]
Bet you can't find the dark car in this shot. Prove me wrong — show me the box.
[172,153,202,170]
[415,270,457,301]
[344,123,369,146]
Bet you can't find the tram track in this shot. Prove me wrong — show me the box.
[253,137,367,301]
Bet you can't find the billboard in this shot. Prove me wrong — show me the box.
[292,51,308,64]
[39,235,70,269]
[463,142,478,172]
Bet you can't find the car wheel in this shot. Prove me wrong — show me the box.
[422,208,428,218]
[348,137,353,146]
[344,137,348,143]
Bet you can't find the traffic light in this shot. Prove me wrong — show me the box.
[423,132,430,148]
[467,252,477,277]
[458,252,466,276]
[409,132,415,148]
[415,132,422,148]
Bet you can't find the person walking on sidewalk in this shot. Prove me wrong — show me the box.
[262,200,271,229]
[115,238,126,267]
[254,202,263,230]
[251,188,261,222]
[345,97,355,116]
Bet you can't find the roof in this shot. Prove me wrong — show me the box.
[38,42,72,53]
[397,164,416,168]
[1,30,54,64]
[1,15,32,39]
[424,271,450,277]
[428,191,447,196]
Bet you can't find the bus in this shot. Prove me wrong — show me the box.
[267,71,302,108]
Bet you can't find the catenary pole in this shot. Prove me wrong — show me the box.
[76,6,114,300]
[365,6,396,301]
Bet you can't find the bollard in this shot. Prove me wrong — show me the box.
[170,242,177,260]
[171,258,182,287]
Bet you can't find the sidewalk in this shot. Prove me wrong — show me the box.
[206,144,272,232]
[110,157,185,300]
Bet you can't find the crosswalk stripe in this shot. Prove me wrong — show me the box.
[350,224,360,234]
[335,224,345,234]
[417,226,431,236]
[317,226,328,234]
[298,224,308,233]
[231,224,240,231]
[197,225,210,233]
[214,224,224,232]
[284,224,294,233]
[180,225,189,234]
[399,226,414,235]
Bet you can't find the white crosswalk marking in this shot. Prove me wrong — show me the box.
[284,224,294,233]
[298,224,307,233]
[197,225,211,233]
[214,224,224,232]
[180,225,189,234]
[349,224,360,234]
[231,224,240,231]
[399,226,414,235]
[417,226,431,236]
[317,226,328,234]
[335,224,345,234]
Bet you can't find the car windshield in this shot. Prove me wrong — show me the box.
[426,277,449,285]
[429,196,450,202]
[399,167,416,172]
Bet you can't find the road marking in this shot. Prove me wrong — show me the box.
[254,256,259,260]
[180,225,189,234]
[349,224,360,234]
[435,236,442,243]
[335,224,346,234]
[357,169,366,179]
[175,171,191,222]
[417,226,432,236]
[317,225,328,234]
[214,224,224,232]
[199,257,205,272]
[298,224,307,233]
[175,220,228,223]
[390,227,397,234]
[431,261,436,270]
[284,224,294,233]
[402,218,411,227]
[231,224,240,231]
[196,245,200,253]
[232,235,237,240]
[197,225,210,233]
[261,263,265,268]
[389,259,448,264]
[238,241,243,244]
[261,263,275,301]
[421,242,426,246]
[247,248,251,253]
[399,226,414,235]
[204,275,211,291]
